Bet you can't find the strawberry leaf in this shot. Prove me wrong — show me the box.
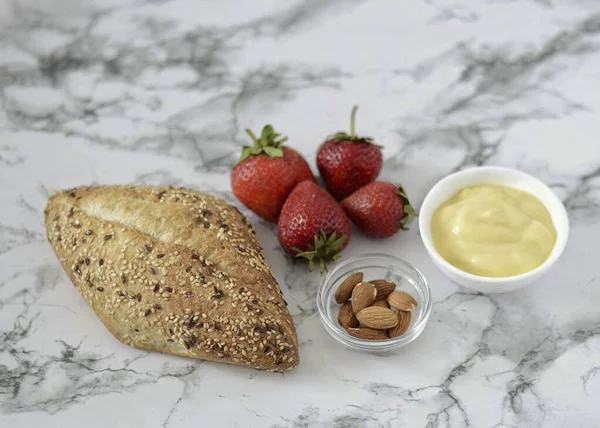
[245,129,260,145]
[404,204,418,216]
[237,146,253,163]
[397,184,417,230]
[235,125,289,164]
[263,146,284,157]
[295,230,346,273]
[260,125,275,143]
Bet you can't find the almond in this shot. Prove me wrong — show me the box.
[347,327,388,341]
[335,272,363,304]
[371,299,390,309]
[387,310,411,338]
[337,302,358,329]
[371,279,396,301]
[387,290,418,311]
[356,306,399,329]
[351,282,377,314]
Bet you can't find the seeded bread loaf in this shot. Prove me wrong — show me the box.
[44,185,299,371]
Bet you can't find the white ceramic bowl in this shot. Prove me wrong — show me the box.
[419,166,569,293]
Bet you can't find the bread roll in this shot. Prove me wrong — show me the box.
[44,185,299,371]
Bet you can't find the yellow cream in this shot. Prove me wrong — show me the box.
[431,184,557,278]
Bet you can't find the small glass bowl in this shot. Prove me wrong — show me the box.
[317,253,432,352]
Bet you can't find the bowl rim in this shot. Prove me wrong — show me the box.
[317,253,432,349]
[418,166,570,284]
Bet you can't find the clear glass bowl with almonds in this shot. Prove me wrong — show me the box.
[317,253,432,352]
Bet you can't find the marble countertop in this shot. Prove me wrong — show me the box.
[1,1,600,427]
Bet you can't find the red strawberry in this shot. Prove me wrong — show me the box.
[278,180,351,272]
[341,181,417,238]
[317,106,383,200]
[231,125,314,222]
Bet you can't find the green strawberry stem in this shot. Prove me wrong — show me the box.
[398,185,418,230]
[330,106,376,144]
[350,105,358,138]
[294,230,347,273]
[236,125,288,164]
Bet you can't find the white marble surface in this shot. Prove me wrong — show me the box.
[1,0,600,426]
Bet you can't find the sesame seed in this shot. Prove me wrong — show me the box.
[104,234,113,241]
[164,287,173,293]
[149,267,156,274]
[97,287,104,292]
[157,253,165,259]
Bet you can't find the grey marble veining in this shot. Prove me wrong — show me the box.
[1,0,600,427]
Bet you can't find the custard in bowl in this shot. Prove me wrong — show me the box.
[419,167,569,293]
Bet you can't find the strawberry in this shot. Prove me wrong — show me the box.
[231,125,314,222]
[316,106,383,200]
[341,181,417,238]
[278,180,351,272]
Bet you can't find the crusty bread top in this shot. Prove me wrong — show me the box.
[44,185,299,371]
